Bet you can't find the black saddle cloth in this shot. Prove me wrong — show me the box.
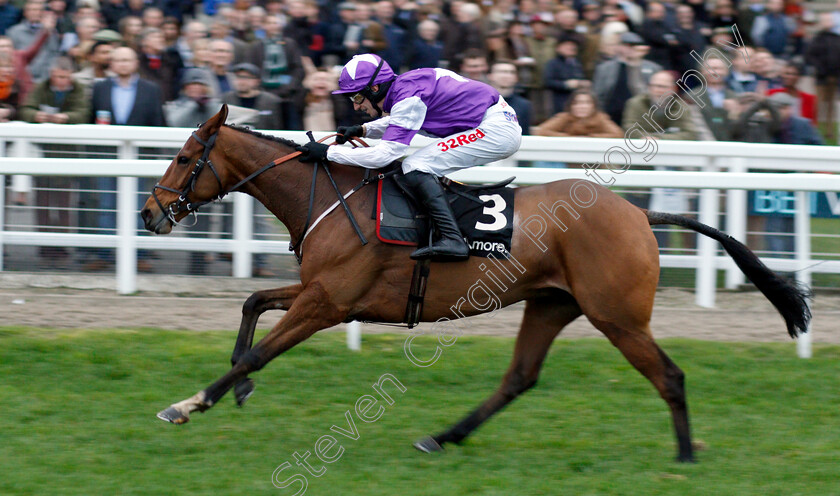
[375,171,516,259]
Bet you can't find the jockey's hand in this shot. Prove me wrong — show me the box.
[335,125,364,144]
[296,142,330,163]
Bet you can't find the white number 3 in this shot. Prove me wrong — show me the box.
[475,194,507,231]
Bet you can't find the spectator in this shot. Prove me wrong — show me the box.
[442,1,484,67]
[409,19,442,69]
[533,89,623,138]
[246,6,267,41]
[355,1,387,60]
[164,68,220,127]
[770,92,823,145]
[247,15,305,129]
[807,13,840,140]
[751,0,795,57]
[20,57,89,268]
[767,61,815,125]
[0,52,19,121]
[375,0,407,72]
[696,56,739,141]
[459,48,489,83]
[101,0,131,31]
[221,62,283,129]
[578,1,605,79]
[752,48,782,90]
[709,0,738,31]
[19,58,87,123]
[142,6,165,29]
[639,2,679,70]
[673,4,707,75]
[739,0,766,45]
[544,35,587,115]
[73,40,115,92]
[622,70,697,140]
[176,20,209,67]
[87,47,165,272]
[324,2,357,66]
[0,0,21,36]
[137,27,185,102]
[46,0,73,36]
[764,92,823,254]
[61,15,102,68]
[161,16,181,48]
[732,92,781,143]
[7,0,60,82]
[727,45,758,93]
[524,13,556,123]
[208,15,249,64]
[206,38,235,97]
[488,59,532,134]
[118,15,143,50]
[0,10,54,102]
[593,32,662,125]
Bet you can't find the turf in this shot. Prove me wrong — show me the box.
[0,327,837,495]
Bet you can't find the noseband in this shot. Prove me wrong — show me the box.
[151,131,224,227]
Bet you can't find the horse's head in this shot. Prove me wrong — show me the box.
[141,104,231,234]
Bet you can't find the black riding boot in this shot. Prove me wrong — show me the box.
[402,170,469,261]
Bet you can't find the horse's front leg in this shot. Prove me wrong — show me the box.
[231,284,303,407]
[157,282,346,424]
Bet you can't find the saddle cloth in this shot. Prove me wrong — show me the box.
[375,173,515,259]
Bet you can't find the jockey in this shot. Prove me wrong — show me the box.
[296,53,523,261]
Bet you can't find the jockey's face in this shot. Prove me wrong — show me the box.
[353,84,381,117]
[354,96,378,117]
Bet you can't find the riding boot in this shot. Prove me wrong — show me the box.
[402,170,469,261]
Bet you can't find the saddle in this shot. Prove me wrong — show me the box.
[374,166,516,259]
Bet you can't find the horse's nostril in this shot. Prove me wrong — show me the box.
[140,208,151,222]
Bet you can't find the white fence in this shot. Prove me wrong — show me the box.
[2,124,840,357]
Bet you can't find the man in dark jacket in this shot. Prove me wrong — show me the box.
[640,1,680,69]
[220,62,283,130]
[805,12,840,140]
[543,35,586,115]
[87,46,166,272]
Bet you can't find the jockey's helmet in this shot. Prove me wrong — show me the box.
[333,54,396,106]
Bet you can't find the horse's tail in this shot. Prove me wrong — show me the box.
[644,209,811,338]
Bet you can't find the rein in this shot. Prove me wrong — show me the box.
[152,128,378,263]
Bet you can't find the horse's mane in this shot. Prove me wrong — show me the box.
[223,124,300,149]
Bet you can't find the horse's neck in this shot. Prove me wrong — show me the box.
[224,132,367,244]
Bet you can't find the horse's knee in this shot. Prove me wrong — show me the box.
[236,348,266,373]
[500,371,538,399]
[242,292,264,315]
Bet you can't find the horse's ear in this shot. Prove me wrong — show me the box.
[201,104,229,136]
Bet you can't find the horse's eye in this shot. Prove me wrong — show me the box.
[177,156,190,165]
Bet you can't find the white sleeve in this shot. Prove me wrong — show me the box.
[363,116,391,139]
[326,140,410,169]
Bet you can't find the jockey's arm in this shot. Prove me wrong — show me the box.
[326,96,427,169]
[326,139,409,169]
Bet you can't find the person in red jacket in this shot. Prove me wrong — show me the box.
[766,60,816,125]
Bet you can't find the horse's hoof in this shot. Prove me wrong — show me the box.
[157,406,189,425]
[413,436,443,453]
[235,378,255,407]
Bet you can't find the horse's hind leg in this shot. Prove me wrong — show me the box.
[415,293,581,453]
[232,284,302,406]
[589,318,694,463]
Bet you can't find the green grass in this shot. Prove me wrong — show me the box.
[1,328,838,495]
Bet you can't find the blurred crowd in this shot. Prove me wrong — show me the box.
[0,0,836,142]
[1,0,835,270]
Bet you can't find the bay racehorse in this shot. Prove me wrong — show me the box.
[140,105,809,462]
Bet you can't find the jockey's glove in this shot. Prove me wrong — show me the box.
[297,142,330,163]
[335,125,365,144]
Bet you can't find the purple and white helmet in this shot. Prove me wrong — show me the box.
[332,54,396,95]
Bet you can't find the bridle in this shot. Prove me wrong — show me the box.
[151,131,225,227]
[150,129,303,228]
[150,127,372,262]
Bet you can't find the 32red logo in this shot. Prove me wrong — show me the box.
[437,128,485,152]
